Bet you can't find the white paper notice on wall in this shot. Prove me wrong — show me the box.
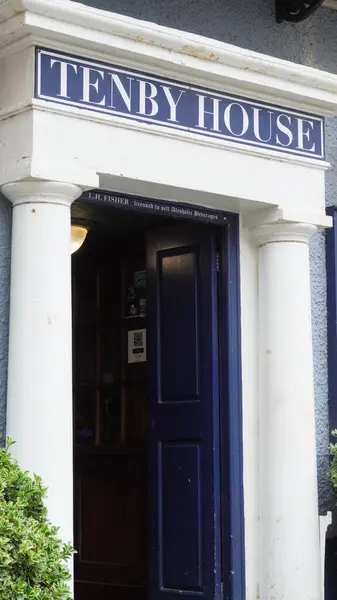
[128,329,147,363]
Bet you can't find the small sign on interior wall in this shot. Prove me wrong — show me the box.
[128,329,147,363]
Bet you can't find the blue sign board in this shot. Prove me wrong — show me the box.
[80,189,230,225]
[35,47,325,160]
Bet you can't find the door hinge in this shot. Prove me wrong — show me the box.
[216,252,220,272]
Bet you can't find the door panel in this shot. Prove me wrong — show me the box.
[160,442,202,589]
[147,224,222,600]
[160,250,200,401]
[75,581,147,600]
[74,453,146,585]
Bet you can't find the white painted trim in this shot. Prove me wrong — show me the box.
[319,512,332,600]
[27,100,331,171]
[3,179,82,595]
[2,0,337,115]
[242,207,333,229]
[254,221,317,245]
[323,0,337,10]
[256,219,321,600]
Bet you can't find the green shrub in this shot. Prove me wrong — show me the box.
[0,438,74,599]
[329,429,337,498]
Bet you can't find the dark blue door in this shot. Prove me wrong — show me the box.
[147,223,222,600]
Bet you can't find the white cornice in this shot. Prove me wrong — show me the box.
[323,0,337,10]
[2,0,337,115]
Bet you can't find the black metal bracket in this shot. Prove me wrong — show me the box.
[276,0,325,22]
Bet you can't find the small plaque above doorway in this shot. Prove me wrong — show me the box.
[80,189,229,225]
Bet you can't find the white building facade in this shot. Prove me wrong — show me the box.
[1,1,337,600]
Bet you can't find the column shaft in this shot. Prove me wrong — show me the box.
[3,181,81,551]
[257,222,321,600]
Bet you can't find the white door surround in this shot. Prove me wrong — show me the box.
[1,1,337,599]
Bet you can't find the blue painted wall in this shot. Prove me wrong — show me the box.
[73,0,337,513]
[0,194,11,447]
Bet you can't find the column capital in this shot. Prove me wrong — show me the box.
[253,221,317,247]
[1,180,82,208]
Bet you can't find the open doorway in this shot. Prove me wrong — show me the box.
[71,195,243,600]
[72,204,175,600]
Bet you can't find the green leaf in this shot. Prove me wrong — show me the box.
[0,442,75,599]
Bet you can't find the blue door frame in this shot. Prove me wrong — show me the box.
[325,207,337,600]
[218,220,245,600]
[79,190,245,600]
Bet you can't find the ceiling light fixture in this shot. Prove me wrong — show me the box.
[71,224,88,254]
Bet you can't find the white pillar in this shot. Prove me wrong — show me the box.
[255,222,321,600]
[2,180,81,548]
